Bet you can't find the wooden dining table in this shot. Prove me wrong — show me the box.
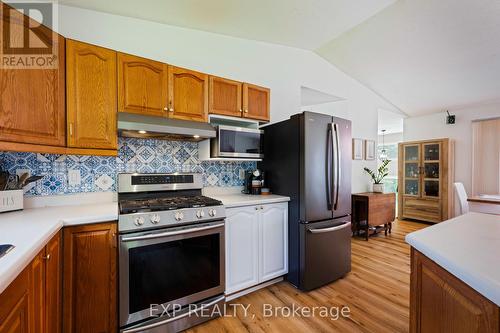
[467,195,500,215]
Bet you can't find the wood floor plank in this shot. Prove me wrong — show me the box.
[186,220,426,333]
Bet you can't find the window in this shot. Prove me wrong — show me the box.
[471,118,500,196]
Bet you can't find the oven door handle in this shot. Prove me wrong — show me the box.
[121,223,225,242]
[121,295,226,333]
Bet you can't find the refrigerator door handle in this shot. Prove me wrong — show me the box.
[309,222,351,233]
[333,123,341,210]
[326,125,333,210]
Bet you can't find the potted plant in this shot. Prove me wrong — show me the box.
[363,159,390,193]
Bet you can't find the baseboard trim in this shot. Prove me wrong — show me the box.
[225,277,284,302]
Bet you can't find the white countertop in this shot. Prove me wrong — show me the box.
[210,193,290,208]
[0,202,118,294]
[406,212,500,306]
[0,191,289,295]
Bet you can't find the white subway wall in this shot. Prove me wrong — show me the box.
[55,5,401,193]
[404,102,500,197]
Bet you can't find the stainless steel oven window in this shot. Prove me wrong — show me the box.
[119,221,225,327]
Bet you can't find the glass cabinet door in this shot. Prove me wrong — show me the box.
[422,143,440,197]
[403,145,420,196]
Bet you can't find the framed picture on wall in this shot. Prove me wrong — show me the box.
[365,140,376,160]
[352,138,363,160]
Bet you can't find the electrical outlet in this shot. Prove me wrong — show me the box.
[68,169,81,186]
[239,169,245,180]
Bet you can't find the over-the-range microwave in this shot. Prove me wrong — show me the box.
[210,125,264,159]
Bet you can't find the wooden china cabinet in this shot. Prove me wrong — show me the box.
[398,139,454,223]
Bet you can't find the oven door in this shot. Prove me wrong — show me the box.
[212,125,264,158]
[119,221,225,327]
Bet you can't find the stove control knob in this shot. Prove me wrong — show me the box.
[150,214,161,224]
[134,216,145,226]
[196,210,205,219]
[208,209,217,217]
[174,212,184,221]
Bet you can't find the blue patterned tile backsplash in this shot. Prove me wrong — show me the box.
[0,137,256,196]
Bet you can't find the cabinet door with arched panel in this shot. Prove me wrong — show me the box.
[259,203,288,282]
[118,53,168,117]
[67,40,117,149]
[225,206,260,294]
[168,66,208,122]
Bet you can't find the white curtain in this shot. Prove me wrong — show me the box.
[471,118,500,196]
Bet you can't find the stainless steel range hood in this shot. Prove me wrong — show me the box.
[118,112,216,142]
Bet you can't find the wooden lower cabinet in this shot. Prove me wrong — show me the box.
[0,232,61,333]
[410,248,500,333]
[46,233,62,333]
[0,267,30,333]
[62,222,117,333]
[30,249,46,333]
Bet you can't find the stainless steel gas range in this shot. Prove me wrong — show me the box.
[117,173,226,333]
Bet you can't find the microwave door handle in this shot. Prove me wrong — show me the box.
[326,125,333,210]
[333,123,341,210]
[121,223,225,242]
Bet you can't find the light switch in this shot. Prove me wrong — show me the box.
[68,169,81,186]
[239,169,245,180]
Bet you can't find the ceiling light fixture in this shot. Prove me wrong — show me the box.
[379,129,388,161]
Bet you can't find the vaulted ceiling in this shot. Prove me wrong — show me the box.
[56,0,395,50]
[57,0,500,117]
[317,0,500,116]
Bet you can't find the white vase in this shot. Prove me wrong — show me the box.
[372,183,384,193]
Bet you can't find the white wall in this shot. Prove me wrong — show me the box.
[404,102,500,197]
[378,132,403,145]
[55,5,401,193]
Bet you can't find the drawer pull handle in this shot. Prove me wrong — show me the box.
[309,222,351,234]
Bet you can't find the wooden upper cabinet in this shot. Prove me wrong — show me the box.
[0,3,66,146]
[243,83,270,122]
[66,40,117,150]
[209,76,242,117]
[118,53,168,117]
[168,66,208,122]
[63,222,117,333]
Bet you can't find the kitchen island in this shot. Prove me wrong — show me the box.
[406,212,500,333]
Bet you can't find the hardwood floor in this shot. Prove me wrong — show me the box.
[187,220,427,333]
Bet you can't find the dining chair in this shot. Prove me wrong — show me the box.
[454,182,469,215]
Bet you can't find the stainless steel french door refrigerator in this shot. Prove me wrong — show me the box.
[260,111,352,290]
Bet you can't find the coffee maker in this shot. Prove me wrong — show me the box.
[242,171,253,194]
[242,169,265,195]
